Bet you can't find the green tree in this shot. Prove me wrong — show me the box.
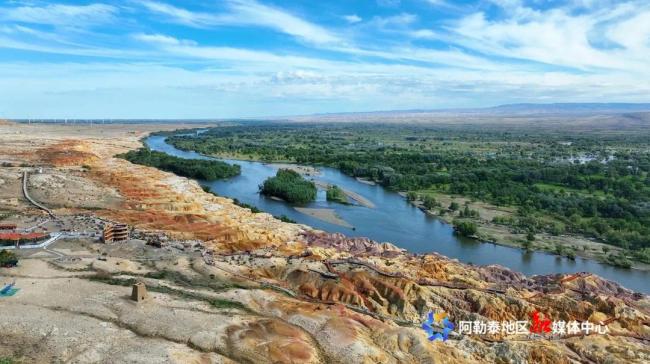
[423,195,437,210]
[326,185,349,204]
[0,250,18,267]
[260,169,317,204]
[119,148,240,181]
[453,220,478,236]
[406,191,418,201]
[565,247,576,260]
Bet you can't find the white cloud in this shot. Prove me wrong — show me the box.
[410,29,438,39]
[0,3,118,27]
[2,60,648,119]
[0,35,147,59]
[132,33,196,46]
[1,0,649,118]
[605,11,650,50]
[445,1,650,73]
[372,13,418,28]
[141,0,341,45]
[140,1,202,26]
[271,70,324,83]
[377,0,401,8]
[425,0,450,6]
[343,14,362,24]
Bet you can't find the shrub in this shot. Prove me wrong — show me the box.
[453,219,478,236]
[0,250,18,267]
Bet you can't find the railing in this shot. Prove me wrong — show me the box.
[22,170,55,218]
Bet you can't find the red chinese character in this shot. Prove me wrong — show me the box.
[530,311,552,334]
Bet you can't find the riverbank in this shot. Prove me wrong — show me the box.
[146,134,650,293]
[355,177,376,186]
[402,191,650,271]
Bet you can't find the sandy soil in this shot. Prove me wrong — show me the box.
[313,180,376,208]
[355,177,376,186]
[294,207,353,228]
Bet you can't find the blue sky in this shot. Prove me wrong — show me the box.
[1,0,649,118]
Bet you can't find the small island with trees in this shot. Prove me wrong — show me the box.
[326,185,350,204]
[260,169,317,204]
[119,147,240,181]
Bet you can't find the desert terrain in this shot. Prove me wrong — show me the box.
[0,121,648,364]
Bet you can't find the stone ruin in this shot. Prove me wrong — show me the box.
[131,282,149,302]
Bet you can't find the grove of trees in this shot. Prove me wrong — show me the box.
[119,147,240,181]
[260,169,317,204]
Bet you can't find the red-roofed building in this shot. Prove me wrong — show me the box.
[0,232,48,246]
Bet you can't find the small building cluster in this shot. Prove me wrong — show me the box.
[0,224,49,247]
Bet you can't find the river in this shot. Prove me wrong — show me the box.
[146,135,649,293]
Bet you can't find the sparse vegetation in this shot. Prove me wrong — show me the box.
[232,198,262,213]
[276,214,297,223]
[0,211,15,221]
[87,271,249,310]
[208,299,246,310]
[605,252,632,268]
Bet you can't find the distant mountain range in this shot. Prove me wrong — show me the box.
[291,103,650,120]
[287,102,650,130]
[484,103,650,114]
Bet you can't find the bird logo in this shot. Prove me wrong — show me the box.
[421,311,455,341]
